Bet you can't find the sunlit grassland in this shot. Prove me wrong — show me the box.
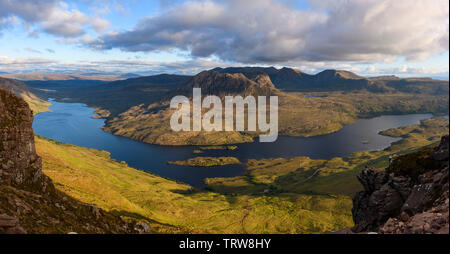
[36,136,353,233]
[206,117,449,196]
[35,116,448,234]
[21,92,51,115]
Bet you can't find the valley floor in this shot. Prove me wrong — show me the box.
[35,116,449,233]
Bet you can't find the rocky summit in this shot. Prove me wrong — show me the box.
[350,135,449,234]
[176,70,280,98]
[0,88,148,234]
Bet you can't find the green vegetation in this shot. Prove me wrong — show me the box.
[199,145,238,151]
[35,116,448,234]
[19,69,449,233]
[192,145,239,154]
[206,117,449,197]
[91,108,111,119]
[36,136,353,233]
[21,92,51,115]
[88,70,447,146]
[386,147,442,182]
[24,69,448,146]
[168,157,241,167]
[102,102,254,145]
[103,91,447,145]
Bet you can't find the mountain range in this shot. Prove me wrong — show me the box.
[1,83,448,234]
[212,67,449,93]
[4,66,445,146]
[175,70,280,98]
[0,66,449,234]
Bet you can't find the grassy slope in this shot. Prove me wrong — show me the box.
[36,136,352,233]
[206,117,449,197]
[35,117,448,233]
[0,77,50,115]
[21,92,51,115]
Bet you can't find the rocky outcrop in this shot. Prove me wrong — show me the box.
[176,70,280,98]
[0,88,148,234]
[0,214,26,234]
[351,135,449,234]
[0,87,53,193]
[212,66,449,94]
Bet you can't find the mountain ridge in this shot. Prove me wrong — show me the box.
[211,67,449,92]
[0,77,50,114]
[175,70,280,98]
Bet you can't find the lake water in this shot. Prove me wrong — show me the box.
[33,100,434,187]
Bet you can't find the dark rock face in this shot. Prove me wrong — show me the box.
[0,87,53,193]
[352,135,449,234]
[0,88,141,234]
[0,214,26,234]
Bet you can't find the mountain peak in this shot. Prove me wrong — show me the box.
[280,67,304,74]
[178,70,278,97]
[316,69,363,80]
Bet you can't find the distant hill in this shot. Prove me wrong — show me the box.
[175,70,279,98]
[26,74,193,117]
[118,73,141,79]
[213,67,369,90]
[19,67,449,96]
[102,71,284,146]
[367,77,449,94]
[0,76,50,114]
[213,67,449,94]
[213,67,310,90]
[104,74,192,91]
[2,72,139,82]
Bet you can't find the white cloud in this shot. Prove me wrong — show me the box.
[398,65,409,73]
[0,55,230,74]
[91,0,449,64]
[0,55,58,69]
[1,55,448,79]
[0,0,110,38]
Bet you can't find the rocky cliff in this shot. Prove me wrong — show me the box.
[176,70,280,98]
[350,135,449,234]
[0,87,53,193]
[212,67,449,94]
[0,88,147,234]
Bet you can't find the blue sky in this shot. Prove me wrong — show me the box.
[0,0,448,78]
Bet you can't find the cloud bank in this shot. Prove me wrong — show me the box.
[0,0,109,38]
[92,0,449,64]
[1,54,448,79]
[0,0,448,77]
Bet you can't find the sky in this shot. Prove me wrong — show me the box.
[0,0,449,78]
